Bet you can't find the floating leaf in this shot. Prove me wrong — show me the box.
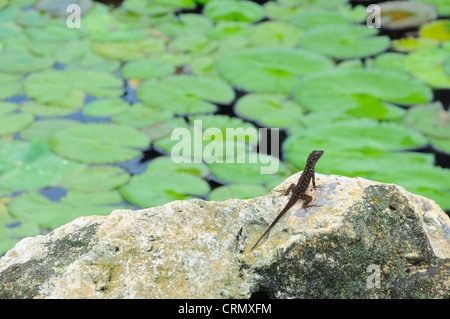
[217,47,334,93]
[294,69,432,113]
[122,58,175,79]
[146,156,210,178]
[119,171,210,208]
[372,52,408,74]
[0,105,33,137]
[235,93,305,128]
[60,165,130,192]
[0,73,22,99]
[406,102,450,139]
[0,50,54,73]
[20,118,82,142]
[0,140,82,191]
[91,37,166,61]
[19,101,77,117]
[289,10,351,29]
[158,13,213,37]
[378,1,437,29]
[83,98,130,117]
[49,123,151,163]
[207,21,254,40]
[36,0,93,17]
[111,103,173,128]
[430,137,450,154]
[0,207,40,255]
[419,19,450,41]
[412,0,450,16]
[299,24,390,59]
[123,0,196,16]
[391,37,439,52]
[405,47,450,89]
[9,190,125,229]
[208,183,268,201]
[138,75,234,114]
[284,120,429,173]
[208,153,288,187]
[249,21,303,47]
[204,0,264,22]
[24,69,123,108]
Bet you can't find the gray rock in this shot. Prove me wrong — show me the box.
[0,173,449,298]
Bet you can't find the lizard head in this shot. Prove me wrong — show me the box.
[306,150,324,167]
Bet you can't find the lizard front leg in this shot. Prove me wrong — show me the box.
[284,183,296,196]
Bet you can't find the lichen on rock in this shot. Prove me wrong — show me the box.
[0,173,449,298]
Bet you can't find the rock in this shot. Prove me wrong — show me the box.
[0,173,449,298]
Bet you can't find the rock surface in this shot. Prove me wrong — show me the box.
[0,173,449,298]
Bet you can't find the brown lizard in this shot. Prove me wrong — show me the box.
[251,150,324,250]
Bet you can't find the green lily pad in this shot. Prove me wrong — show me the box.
[0,50,54,74]
[19,101,77,117]
[284,120,429,173]
[111,103,173,128]
[20,118,82,142]
[60,165,130,192]
[405,47,450,89]
[9,190,125,229]
[419,19,450,41]
[204,0,264,22]
[235,93,305,128]
[146,156,210,178]
[0,104,33,137]
[299,24,390,59]
[372,52,408,74]
[138,75,235,114]
[24,69,124,108]
[216,47,334,93]
[0,206,40,255]
[207,21,254,40]
[158,13,213,37]
[0,140,82,191]
[36,0,93,17]
[208,153,289,187]
[25,23,84,42]
[208,183,268,201]
[123,0,196,16]
[294,69,433,113]
[122,58,175,80]
[91,37,166,61]
[83,98,130,117]
[406,102,450,139]
[391,37,439,52]
[430,137,450,154]
[249,20,303,47]
[49,123,151,164]
[289,10,351,29]
[0,73,22,99]
[119,171,210,208]
[413,0,450,16]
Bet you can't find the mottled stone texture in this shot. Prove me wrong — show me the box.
[0,173,449,298]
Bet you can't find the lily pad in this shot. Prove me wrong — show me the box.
[0,140,82,191]
[24,69,124,108]
[60,165,130,192]
[406,102,450,139]
[413,0,450,16]
[372,52,408,74]
[83,98,130,117]
[119,171,210,208]
[378,1,437,29]
[49,123,151,163]
[204,0,264,22]
[138,75,235,114]
[122,58,175,80]
[391,37,439,52]
[111,103,173,128]
[419,19,450,41]
[157,13,213,37]
[216,47,334,93]
[405,47,450,89]
[249,20,303,47]
[91,37,166,61]
[20,118,82,142]
[123,0,196,16]
[284,120,429,173]
[9,190,125,229]
[0,103,34,137]
[19,101,77,117]
[0,207,40,255]
[289,10,351,29]
[0,73,22,99]
[294,69,433,113]
[430,137,450,154]
[208,183,268,201]
[235,93,305,128]
[146,156,210,178]
[35,0,93,17]
[208,153,289,187]
[0,50,54,73]
[298,24,390,59]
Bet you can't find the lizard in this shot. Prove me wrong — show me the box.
[251,150,324,250]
